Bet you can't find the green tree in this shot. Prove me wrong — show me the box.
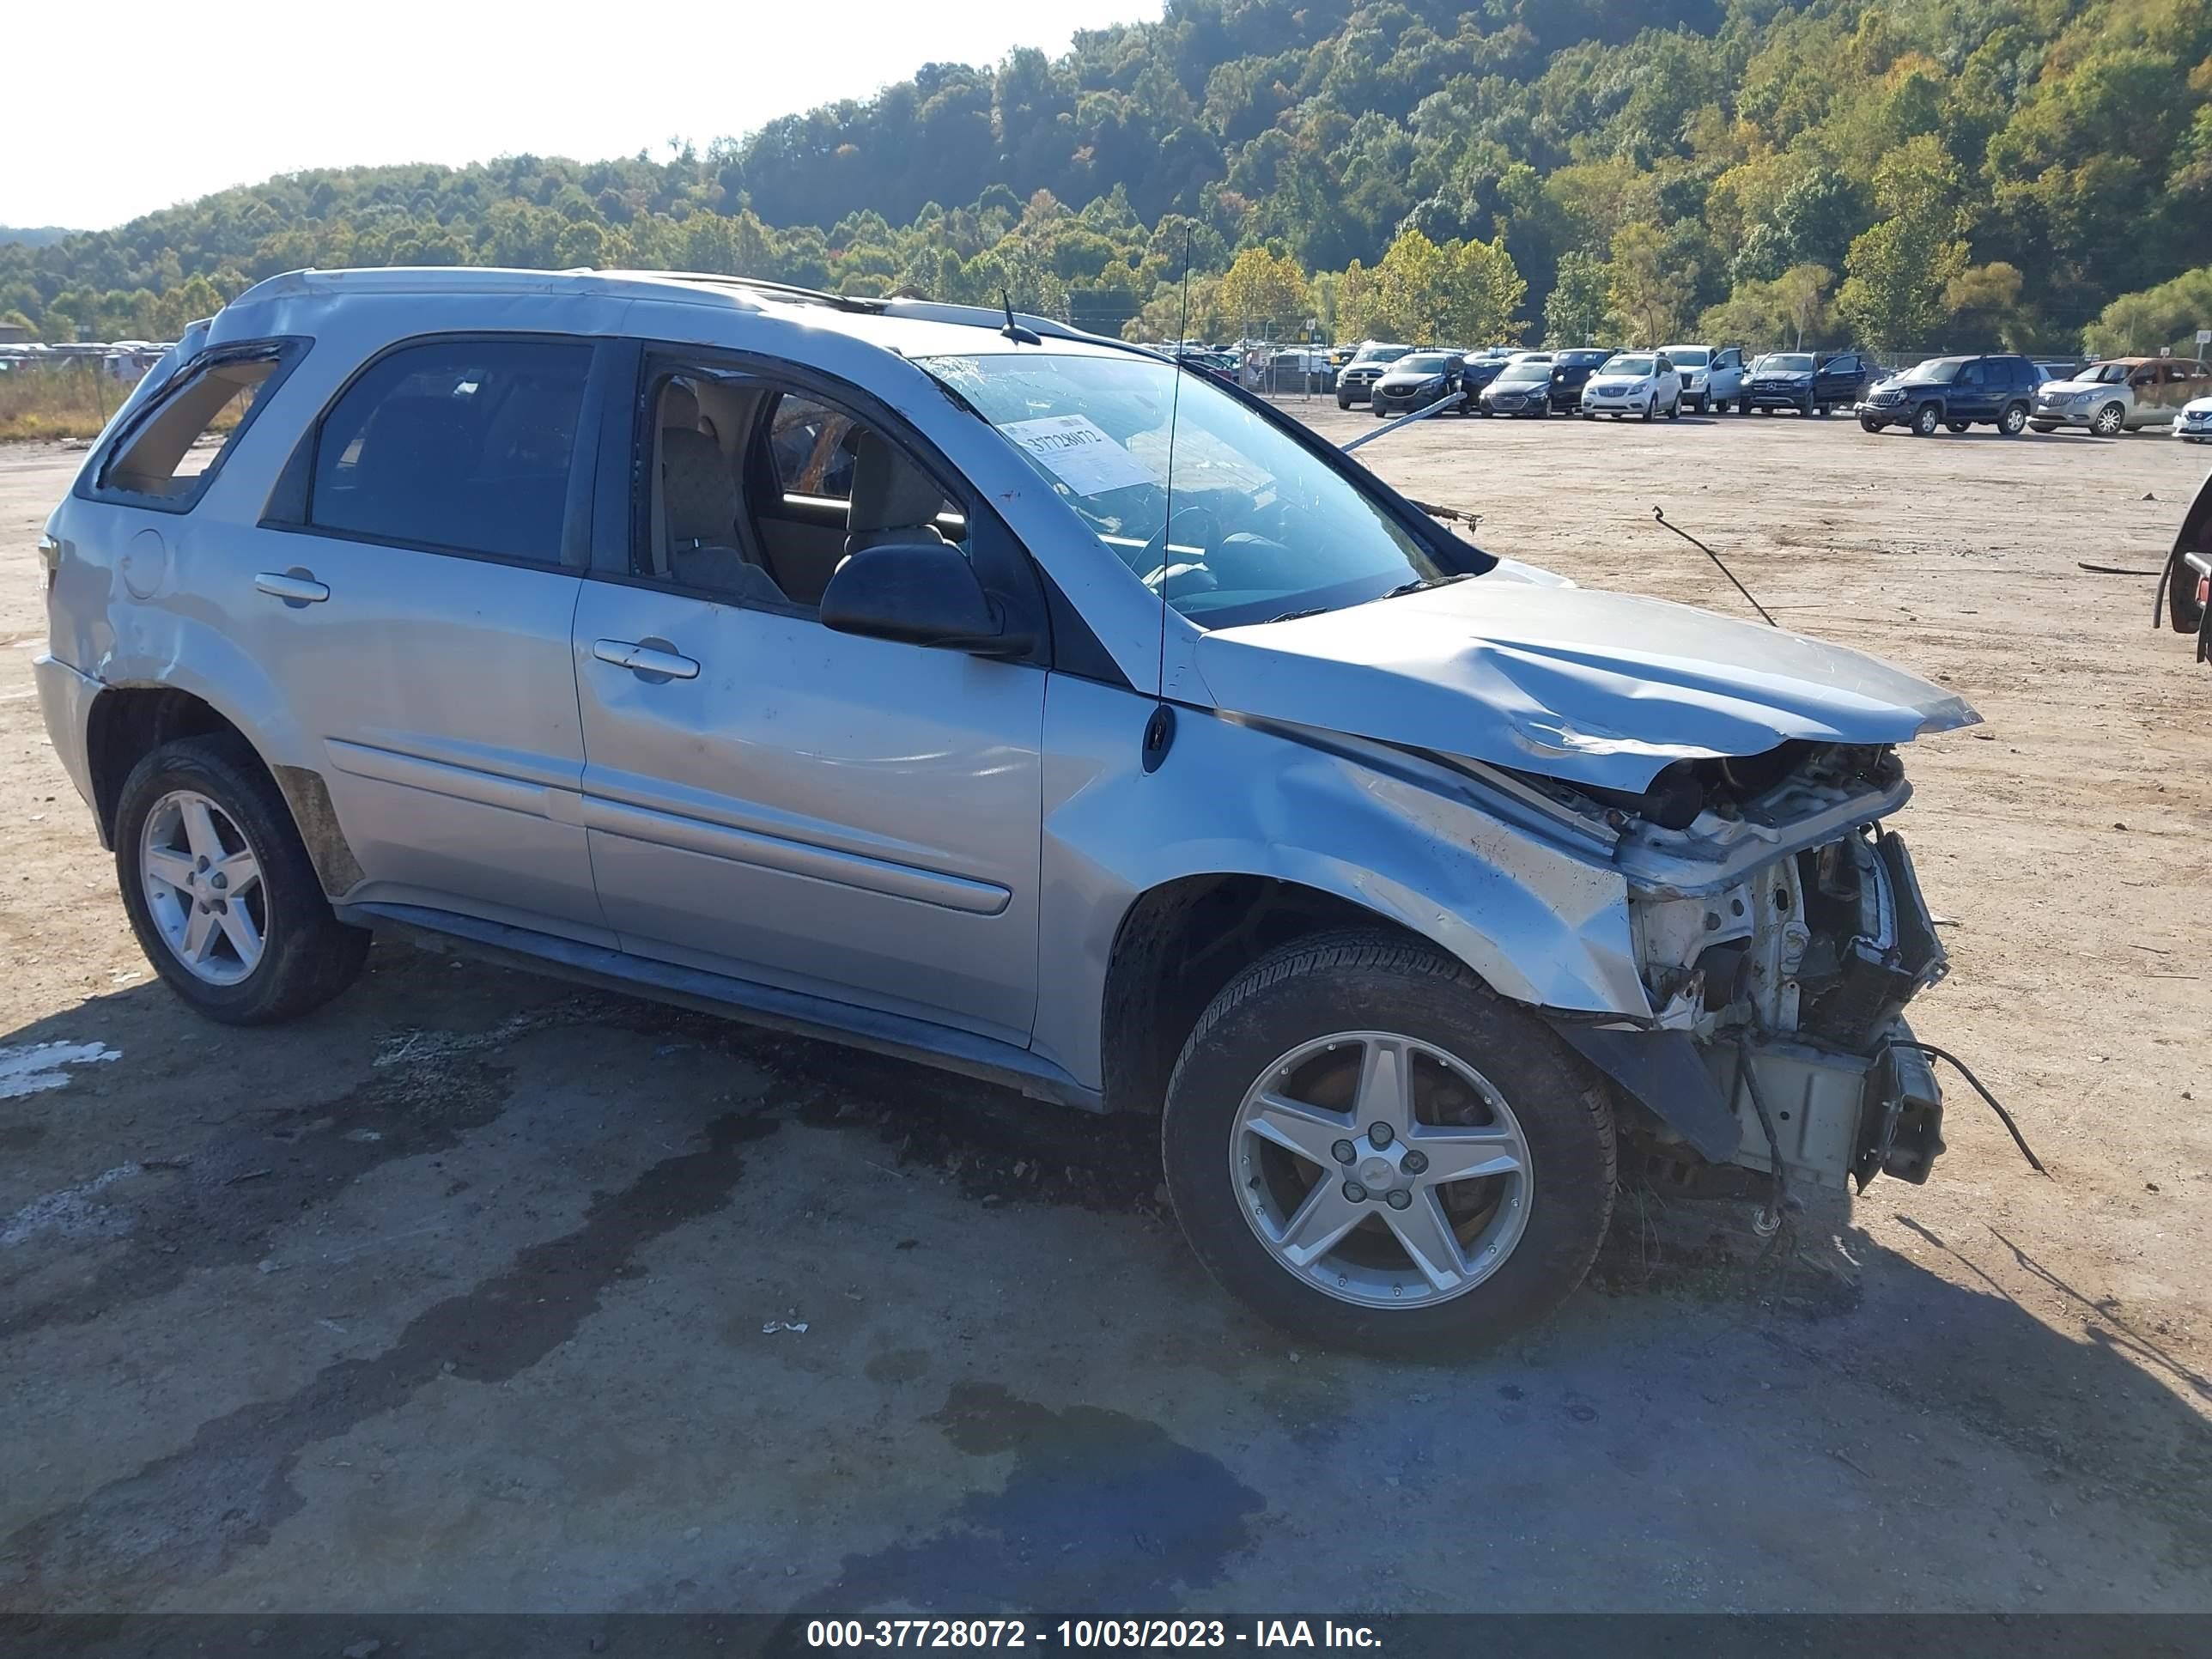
[1606,222,1694,345]
[1216,245,1310,333]
[1836,137,1969,348]
[1543,251,1612,344]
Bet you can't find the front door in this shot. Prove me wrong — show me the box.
[568,356,1047,1043]
[241,334,609,939]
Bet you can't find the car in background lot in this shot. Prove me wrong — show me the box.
[2032,357,2212,436]
[1859,353,2039,436]
[1659,344,1747,413]
[1370,349,1468,416]
[2178,390,2212,444]
[2034,357,2087,385]
[1747,351,1875,416]
[1460,349,1516,400]
[1579,351,1682,421]
[1478,357,1556,417]
[1546,348,1616,411]
[1336,341,1414,408]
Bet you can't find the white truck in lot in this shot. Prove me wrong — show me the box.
[1660,344,1749,414]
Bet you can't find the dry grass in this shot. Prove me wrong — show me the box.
[0,362,137,441]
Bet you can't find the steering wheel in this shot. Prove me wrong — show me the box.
[1139,506,1224,591]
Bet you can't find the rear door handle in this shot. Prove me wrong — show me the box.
[592,638,700,681]
[254,570,329,605]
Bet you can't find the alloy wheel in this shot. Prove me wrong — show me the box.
[137,789,268,985]
[1230,1030,1534,1310]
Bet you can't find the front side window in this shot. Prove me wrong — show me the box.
[309,338,589,562]
[920,351,1449,628]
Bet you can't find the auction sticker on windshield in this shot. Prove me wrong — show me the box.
[1001,414,1159,495]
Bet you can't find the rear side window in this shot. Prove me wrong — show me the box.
[94,346,294,510]
[308,338,589,562]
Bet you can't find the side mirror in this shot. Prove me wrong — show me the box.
[819,541,1033,658]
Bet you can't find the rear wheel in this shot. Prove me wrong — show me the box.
[114,733,369,1024]
[1162,933,1615,1356]
[1999,402,2028,436]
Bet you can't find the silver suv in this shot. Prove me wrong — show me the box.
[34,268,1977,1354]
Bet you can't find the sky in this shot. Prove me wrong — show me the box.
[3,0,1157,232]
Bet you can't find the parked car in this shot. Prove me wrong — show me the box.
[2033,357,2087,384]
[2177,388,2212,444]
[2031,357,2212,436]
[1175,349,1240,386]
[1370,349,1469,416]
[1336,341,1414,408]
[1858,353,2040,435]
[1578,351,1683,421]
[1460,349,1516,400]
[1477,357,1557,416]
[1545,348,1616,412]
[1658,344,1748,414]
[1268,348,1335,393]
[1746,351,1875,416]
[34,266,1978,1355]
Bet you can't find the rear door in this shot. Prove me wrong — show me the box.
[246,333,610,938]
[567,346,1048,1044]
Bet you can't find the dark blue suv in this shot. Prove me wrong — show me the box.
[1858,354,2039,437]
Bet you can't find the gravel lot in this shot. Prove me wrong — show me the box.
[2,410,2208,1617]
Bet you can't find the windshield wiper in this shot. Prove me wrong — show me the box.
[1377,572,1476,601]
[1261,572,1474,626]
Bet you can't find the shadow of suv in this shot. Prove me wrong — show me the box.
[1859,354,2039,436]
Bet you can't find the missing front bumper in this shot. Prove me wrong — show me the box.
[1704,1025,1946,1193]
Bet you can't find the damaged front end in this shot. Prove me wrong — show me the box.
[1551,742,1951,1194]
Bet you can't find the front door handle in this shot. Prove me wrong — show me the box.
[592,638,700,681]
[254,569,329,605]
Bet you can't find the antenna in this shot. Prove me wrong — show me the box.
[1651,505,1778,627]
[1140,227,1194,772]
[1000,288,1040,346]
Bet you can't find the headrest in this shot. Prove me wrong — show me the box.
[847,430,946,534]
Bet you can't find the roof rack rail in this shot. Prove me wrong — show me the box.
[590,270,889,314]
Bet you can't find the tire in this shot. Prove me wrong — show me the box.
[1911,402,1942,437]
[113,732,370,1025]
[1666,395,1681,420]
[1737,396,1751,415]
[1815,403,1830,417]
[2092,402,2124,438]
[1860,416,1881,433]
[1999,402,2028,436]
[1947,422,1969,434]
[1582,410,1596,421]
[1336,395,1352,410]
[2029,422,2057,433]
[1639,399,1655,422]
[1160,931,1616,1356]
[1689,395,1706,414]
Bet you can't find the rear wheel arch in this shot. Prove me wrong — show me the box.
[86,685,358,896]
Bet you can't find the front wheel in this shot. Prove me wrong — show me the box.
[1947,422,1970,434]
[1161,933,1615,1356]
[1336,395,1352,410]
[114,732,370,1024]
[1911,403,1942,437]
[1860,416,1881,433]
[1737,396,1752,415]
[2091,402,2125,437]
[1666,395,1682,420]
[2030,421,2057,433]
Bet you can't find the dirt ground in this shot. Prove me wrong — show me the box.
[1,409,2208,1620]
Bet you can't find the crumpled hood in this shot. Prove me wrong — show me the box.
[1195,577,1981,792]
